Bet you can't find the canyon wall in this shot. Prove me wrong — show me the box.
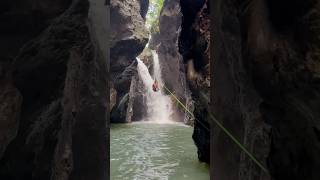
[212,0,320,179]
[150,0,193,124]
[0,0,108,179]
[179,0,211,163]
[110,0,149,123]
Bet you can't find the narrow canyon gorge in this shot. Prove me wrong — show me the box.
[0,0,319,179]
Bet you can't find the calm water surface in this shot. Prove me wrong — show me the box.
[111,122,209,180]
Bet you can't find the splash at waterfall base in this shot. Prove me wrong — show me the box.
[136,50,174,123]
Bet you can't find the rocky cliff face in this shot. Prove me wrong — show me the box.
[0,0,108,179]
[150,0,193,124]
[110,0,149,123]
[179,0,210,163]
[110,0,148,77]
[212,0,320,180]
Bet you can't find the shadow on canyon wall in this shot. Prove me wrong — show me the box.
[0,0,108,179]
[212,0,320,179]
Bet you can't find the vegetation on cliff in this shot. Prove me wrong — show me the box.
[146,0,164,33]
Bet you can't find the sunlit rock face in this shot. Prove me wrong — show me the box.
[179,0,210,163]
[0,0,108,179]
[212,0,320,180]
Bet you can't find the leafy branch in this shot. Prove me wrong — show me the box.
[145,0,164,33]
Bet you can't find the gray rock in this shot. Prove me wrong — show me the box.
[152,0,192,123]
[110,0,149,77]
[110,0,149,122]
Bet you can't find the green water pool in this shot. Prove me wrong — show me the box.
[111,122,209,180]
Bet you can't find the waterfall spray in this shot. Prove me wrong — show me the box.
[136,52,173,123]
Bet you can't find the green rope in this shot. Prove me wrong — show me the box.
[162,85,210,131]
[207,113,269,173]
[160,84,269,174]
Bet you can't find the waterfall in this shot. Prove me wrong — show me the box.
[136,52,173,123]
[151,50,163,86]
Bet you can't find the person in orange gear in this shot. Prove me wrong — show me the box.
[152,79,160,92]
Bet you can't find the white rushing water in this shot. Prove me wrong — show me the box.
[136,51,173,123]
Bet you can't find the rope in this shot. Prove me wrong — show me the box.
[161,85,210,131]
[160,83,269,174]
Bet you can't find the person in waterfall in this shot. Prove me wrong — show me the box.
[152,78,160,92]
